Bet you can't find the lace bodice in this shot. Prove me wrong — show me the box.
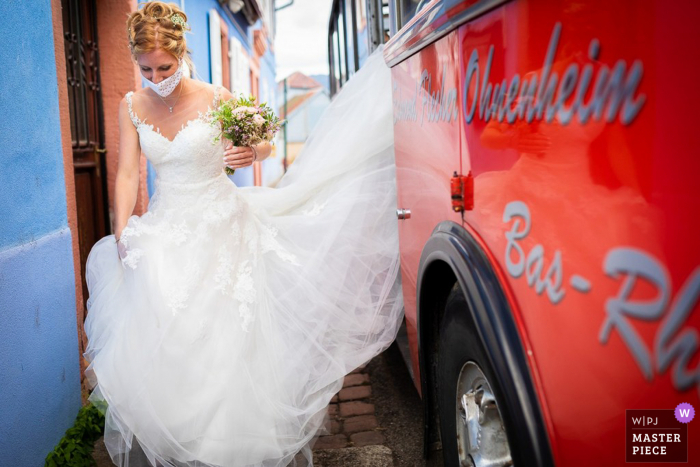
[125,85,225,186]
[120,84,302,323]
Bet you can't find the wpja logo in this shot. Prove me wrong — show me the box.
[626,404,693,462]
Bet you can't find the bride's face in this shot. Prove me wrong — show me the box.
[136,49,179,84]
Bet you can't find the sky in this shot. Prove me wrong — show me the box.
[273,0,333,81]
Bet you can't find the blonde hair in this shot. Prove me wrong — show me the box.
[126,1,196,76]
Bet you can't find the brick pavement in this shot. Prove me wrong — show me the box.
[313,364,389,452]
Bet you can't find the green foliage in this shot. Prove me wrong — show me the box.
[44,401,106,467]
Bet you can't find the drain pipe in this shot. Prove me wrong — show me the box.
[283,77,288,172]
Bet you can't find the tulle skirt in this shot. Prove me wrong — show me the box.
[83,44,403,466]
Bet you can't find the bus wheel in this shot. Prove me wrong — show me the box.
[437,285,513,467]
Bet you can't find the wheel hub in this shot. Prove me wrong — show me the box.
[455,362,513,466]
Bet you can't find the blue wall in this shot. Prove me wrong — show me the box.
[0,1,82,465]
[177,0,252,83]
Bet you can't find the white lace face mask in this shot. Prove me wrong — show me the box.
[143,57,184,97]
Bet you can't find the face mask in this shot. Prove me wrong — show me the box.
[143,57,184,97]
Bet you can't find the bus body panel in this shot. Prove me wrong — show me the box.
[390,0,700,463]
[392,30,464,390]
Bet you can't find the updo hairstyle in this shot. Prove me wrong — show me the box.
[126,1,196,76]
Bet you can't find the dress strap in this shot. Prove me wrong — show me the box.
[125,91,142,128]
[212,85,221,109]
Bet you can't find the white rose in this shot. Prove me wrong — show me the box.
[233,106,250,114]
[253,114,265,126]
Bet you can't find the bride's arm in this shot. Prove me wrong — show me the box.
[114,97,142,243]
[252,141,271,162]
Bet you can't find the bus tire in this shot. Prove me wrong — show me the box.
[436,283,515,467]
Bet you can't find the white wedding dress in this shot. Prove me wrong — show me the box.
[83,45,403,467]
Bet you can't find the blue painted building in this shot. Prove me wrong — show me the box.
[0,2,81,465]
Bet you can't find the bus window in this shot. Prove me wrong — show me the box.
[345,0,356,79]
[355,0,369,68]
[329,0,397,96]
[400,0,417,30]
[396,0,423,31]
[383,1,392,41]
[337,13,347,85]
[331,29,341,91]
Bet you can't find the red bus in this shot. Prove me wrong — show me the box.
[332,0,700,465]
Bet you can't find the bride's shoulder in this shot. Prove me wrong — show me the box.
[183,80,226,102]
[119,89,140,114]
[200,81,232,98]
[126,88,149,99]
[199,82,234,107]
[210,85,234,106]
[122,88,148,109]
[218,85,234,101]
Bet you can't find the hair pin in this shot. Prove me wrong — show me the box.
[170,13,189,29]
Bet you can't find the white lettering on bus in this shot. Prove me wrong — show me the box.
[463,22,646,126]
[393,66,459,126]
[392,80,419,124]
[419,66,459,125]
[503,201,565,304]
[600,248,700,392]
[501,201,700,394]
[393,81,418,125]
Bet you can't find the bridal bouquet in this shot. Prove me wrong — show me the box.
[208,94,284,175]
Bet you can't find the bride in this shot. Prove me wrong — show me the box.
[83,2,403,466]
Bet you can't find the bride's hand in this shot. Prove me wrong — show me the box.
[223,141,255,169]
[116,238,128,261]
